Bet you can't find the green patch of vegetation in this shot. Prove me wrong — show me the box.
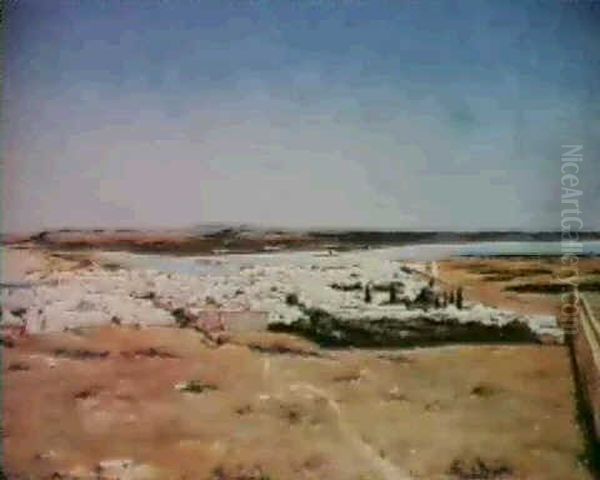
[329,281,362,291]
[0,335,15,349]
[101,261,122,271]
[332,370,362,383]
[210,465,271,479]
[470,266,553,283]
[268,307,538,349]
[364,284,372,303]
[178,380,217,394]
[53,348,110,360]
[235,404,253,416]
[506,280,600,294]
[506,282,569,294]
[470,383,498,398]
[121,347,178,359]
[134,291,156,300]
[6,362,29,372]
[447,457,514,479]
[246,342,321,358]
[74,387,101,400]
[285,293,299,306]
[279,402,304,424]
[10,307,27,318]
[482,274,521,282]
[371,281,404,292]
[472,266,552,276]
[172,307,195,328]
[579,280,600,292]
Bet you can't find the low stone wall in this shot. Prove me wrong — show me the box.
[573,294,600,438]
[196,310,269,333]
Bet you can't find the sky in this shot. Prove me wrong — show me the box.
[2,0,599,232]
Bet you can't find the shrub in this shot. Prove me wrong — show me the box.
[389,283,397,304]
[364,284,372,303]
[179,380,216,394]
[330,282,362,291]
[285,293,299,306]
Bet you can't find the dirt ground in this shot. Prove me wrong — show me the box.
[2,325,590,480]
[437,257,600,317]
[1,247,48,284]
[1,249,596,479]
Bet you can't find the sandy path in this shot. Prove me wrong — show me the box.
[290,382,412,480]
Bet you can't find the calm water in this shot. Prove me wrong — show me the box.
[458,241,600,257]
[384,240,600,260]
[104,240,600,277]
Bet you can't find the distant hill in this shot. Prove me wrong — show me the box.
[3,226,599,255]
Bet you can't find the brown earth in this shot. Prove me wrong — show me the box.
[2,325,590,480]
[2,248,596,479]
[437,257,600,317]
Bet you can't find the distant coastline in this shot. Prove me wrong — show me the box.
[3,227,600,256]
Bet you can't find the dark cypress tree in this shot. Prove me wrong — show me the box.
[456,287,464,310]
[449,290,455,306]
[389,283,397,304]
[365,284,372,303]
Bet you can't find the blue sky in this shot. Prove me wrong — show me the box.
[2,0,599,231]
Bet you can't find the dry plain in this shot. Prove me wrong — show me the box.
[1,246,596,479]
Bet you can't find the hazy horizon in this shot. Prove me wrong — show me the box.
[5,222,600,237]
[3,0,599,232]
